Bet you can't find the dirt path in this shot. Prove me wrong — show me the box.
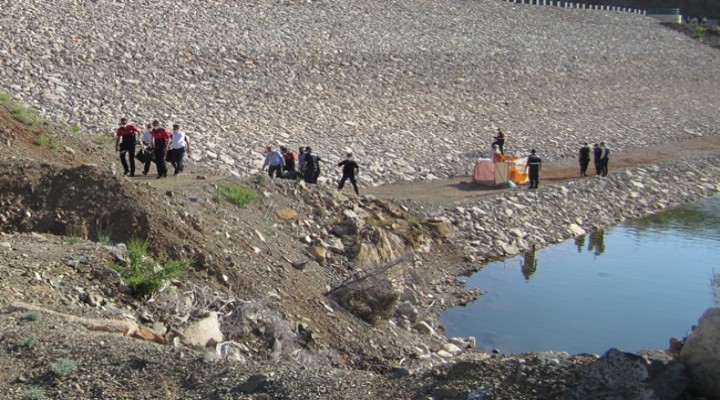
[367,135,720,206]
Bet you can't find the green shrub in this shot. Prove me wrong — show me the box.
[20,311,42,322]
[21,387,45,400]
[11,103,40,126]
[70,124,81,133]
[34,135,49,147]
[49,358,78,377]
[0,92,12,103]
[693,26,706,39]
[17,336,40,349]
[66,224,82,244]
[109,238,191,298]
[218,184,256,208]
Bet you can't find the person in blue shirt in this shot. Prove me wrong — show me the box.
[262,146,285,178]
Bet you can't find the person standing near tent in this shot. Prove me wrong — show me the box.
[578,142,590,177]
[150,120,171,179]
[523,149,542,189]
[337,153,360,195]
[592,143,602,176]
[492,128,505,154]
[115,117,140,177]
[599,142,610,177]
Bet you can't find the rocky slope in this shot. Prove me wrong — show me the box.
[1,0,720,186]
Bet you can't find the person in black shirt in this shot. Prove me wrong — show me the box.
[578,142,590,177]
[523,149,542,189]
[592,143,602,176]
[337,153,360,195]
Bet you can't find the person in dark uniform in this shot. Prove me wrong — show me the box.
[599,142,610,177]
[150,120,170,179]
[337,153,360,195]
[592,143,602,176]
[578,142,590,177]
[524,149,542,189]
[115,117,140,177]
[492,128,505,154]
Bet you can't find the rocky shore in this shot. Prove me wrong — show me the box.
[1,0,720,186]
[442,154,720,262]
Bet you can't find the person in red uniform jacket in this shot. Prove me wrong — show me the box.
[150,120,171,179]
[115,117,140,176]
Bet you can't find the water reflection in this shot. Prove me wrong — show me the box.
[588,230,606,256]
[574,235,585,253]
[520,251,537,280]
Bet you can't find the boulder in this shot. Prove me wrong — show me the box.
[275,208,298,221]
[306,245,327,264]
[182,312,224,347]
[564,348,688,400]
[681,307,720,399]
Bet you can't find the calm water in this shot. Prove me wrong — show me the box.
[441,196,720,355]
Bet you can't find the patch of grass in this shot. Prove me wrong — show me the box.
[21,387,45,400]
[0,91,40,126]
[109,238,191,298]
[34,135,49,147]
[49,358,78,377]
[17,336,40,349]
[97,224,112,245]
[20,311,42,322]
[218,183,256,208]
[693,26,706,39]
[70,124,81,133]
[93,133,111,145]
[66,224,82,244]
[48,139,60,150]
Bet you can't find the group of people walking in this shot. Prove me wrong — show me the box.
[578,142,610,177]
[115,118,191,179]
[262,146,360,195]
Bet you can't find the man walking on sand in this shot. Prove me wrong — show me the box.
[599,142,610,177]
[115,117,140,177]
[524,149,542,189]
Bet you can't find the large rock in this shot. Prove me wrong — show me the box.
[681,307,720,399]
[182,312,224,347]
[564,348,688,400]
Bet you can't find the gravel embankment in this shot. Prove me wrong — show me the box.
[1,0,719,185]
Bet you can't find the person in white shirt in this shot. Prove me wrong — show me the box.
[169,124,190,176]
[140,124,154,175]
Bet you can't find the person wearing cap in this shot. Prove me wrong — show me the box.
[150,120,171,179]
[114,117,140,177]
[523,149,542,189]
[337,153,360,195]
[168,124,190,176]
[262,146,285,178]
